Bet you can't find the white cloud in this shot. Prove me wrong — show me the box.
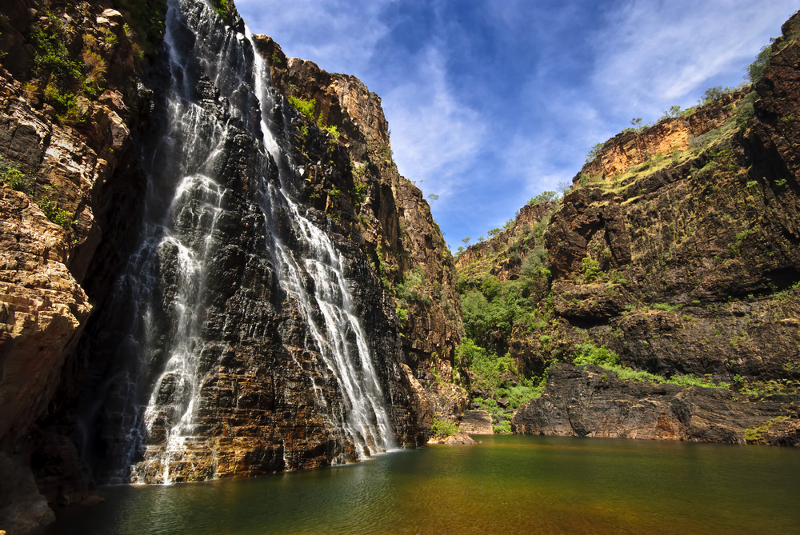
[591,0,797,117]
[382,45,486,202]
[235,0,396,76]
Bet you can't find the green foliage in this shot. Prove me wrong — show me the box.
[430,415,458,439]
[271,52,282,65]
[31,23,82,82]
[397,267,430,306]
[322,124,340,139]
[487,227,502,237]
[210,0,232,18]
[744,416,788,442]
[328,188,340,200]
[585,142,604,163]
[581,257,601,282]
[288,95,316,121]
[493,421,512,434]
[428,193,439,201]
[395,306,408,326]
[527,190,559,206]
[352,181,367,207]
[112,0,166,54]
[701,86,725,104]
[572,343,620,366]
[651,302,681,312]
[746,44,772,84]
[0,159,74,232]
[735,91,757,127]
[36,196,75,229]
[660,105,682,120]
[0,157,34,193]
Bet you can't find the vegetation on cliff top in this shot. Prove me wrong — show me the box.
[453,23,800,435]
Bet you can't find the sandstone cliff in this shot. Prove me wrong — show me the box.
[457,13,800,446]
[0,0,454,532]
[0,0,157,531]
[253,36,464,411]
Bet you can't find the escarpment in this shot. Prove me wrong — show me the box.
[0,0,457,532]
[253,35,464,411]
[0,0,160,531]
[457,12,800,446]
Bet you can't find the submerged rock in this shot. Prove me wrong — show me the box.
[460,410,494,435]
[442,431,480,445]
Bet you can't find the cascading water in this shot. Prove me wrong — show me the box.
[104,0,396,484]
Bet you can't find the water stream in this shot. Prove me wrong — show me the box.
[103,0,394,484]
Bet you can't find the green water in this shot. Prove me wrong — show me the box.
[47,435,800,534]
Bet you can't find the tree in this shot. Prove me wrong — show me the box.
[746,43,772,84]
[527,190,559,206]
[585,142,604,163]
[487,228,502,237]
[462,236,471,246]
[701,86,724,104]
[428,193,439,201]
[457,246,465,254]
[661,105,681,119]
[556,180,571,196]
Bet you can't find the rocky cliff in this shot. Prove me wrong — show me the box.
[0,0,157,531]
[0,0,458,532]
[253,36,464,412]
[457,13,800,446]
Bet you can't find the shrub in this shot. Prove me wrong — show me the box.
[0,157,34,193]
[431,415,458,438]
[585,142,604,163]
[527,190,559,206]
[288,95,316,121]
[746,43,772,84]
[581,257,601,282]
[573,343,620,366]
[652,302,681,312]
[395,306,408,326]
[397,267,430,305]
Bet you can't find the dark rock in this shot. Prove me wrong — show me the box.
[512,363,800,444]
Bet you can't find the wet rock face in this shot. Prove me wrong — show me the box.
[256,35,463,377]
[513,363,800,446]
[0,0,156,528]
[1,0,433,527]
[68,0,432,487]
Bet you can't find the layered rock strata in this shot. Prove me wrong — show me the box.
[460,13,800,445]
[0,0,154,531]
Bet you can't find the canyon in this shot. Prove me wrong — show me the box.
[0,0,798,533]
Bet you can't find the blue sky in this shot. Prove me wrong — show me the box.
[235,0,798,250]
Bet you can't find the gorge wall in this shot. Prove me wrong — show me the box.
[0,0,460,532]
[455,13,800,446]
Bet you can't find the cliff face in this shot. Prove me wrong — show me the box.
[0,0,155,531]
[0,0,455,532]
[457,13,800,446]
[254,36,463,402]
[455,202,554,283]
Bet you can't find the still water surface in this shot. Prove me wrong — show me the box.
[48,435,800,534]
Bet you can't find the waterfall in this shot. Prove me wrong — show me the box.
[113,0,395,484]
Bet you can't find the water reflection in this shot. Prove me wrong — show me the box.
[47,435,800,535]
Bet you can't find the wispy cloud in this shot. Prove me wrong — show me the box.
[235,0,395,76]
[234,0,798,250]
[591,0,796,118]
[383,44,486,201]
